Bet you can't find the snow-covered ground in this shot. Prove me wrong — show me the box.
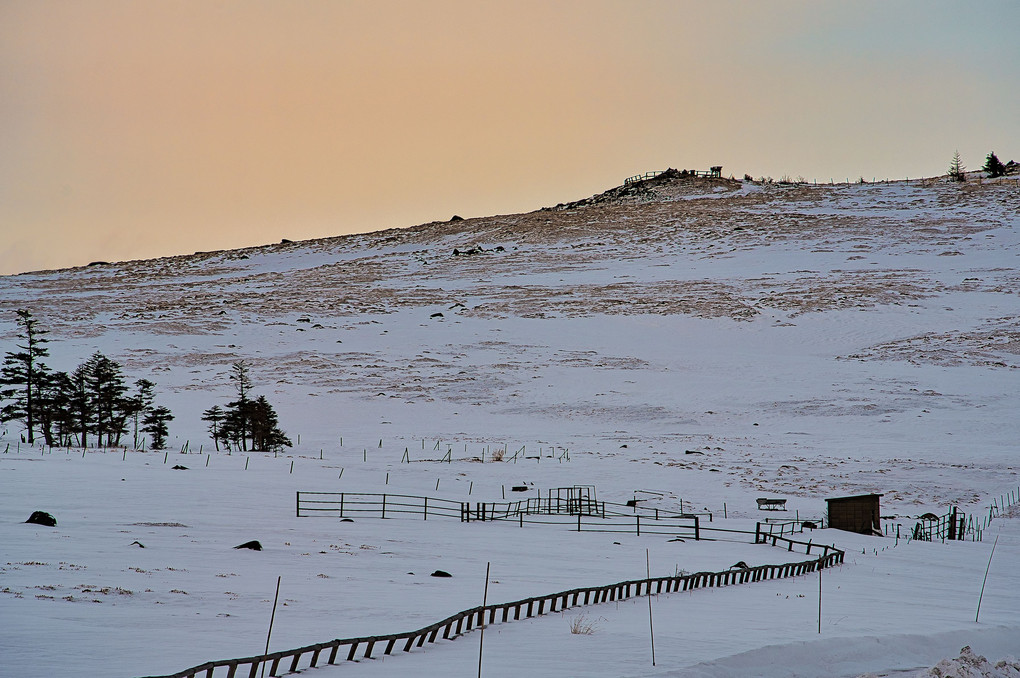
[1,176,1018,677]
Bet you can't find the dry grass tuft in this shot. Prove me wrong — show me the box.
[569,614,600,635]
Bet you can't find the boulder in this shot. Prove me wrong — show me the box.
[26,511,56,527]
[430,570,452,578]
[234,540,263,551]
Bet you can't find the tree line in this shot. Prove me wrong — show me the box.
[0,310,291,452]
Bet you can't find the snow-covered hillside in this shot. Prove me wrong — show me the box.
[2,175,1018,677]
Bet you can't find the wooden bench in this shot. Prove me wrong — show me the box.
[756,498,787,511]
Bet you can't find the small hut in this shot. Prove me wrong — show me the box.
[826,493,882,535]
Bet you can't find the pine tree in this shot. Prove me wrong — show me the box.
[227,361,252,451]
[248,396,292,452]
[142,406,174,450]
[949,150,966,182]
[211,360,290,452]
[66,363,92,448]
[82,352,129,447]
[0,310,50,444]
[128,379,155,449]
[201,405,225,451]
[983,151,1006,178]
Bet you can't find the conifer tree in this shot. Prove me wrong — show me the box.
[142,406,174,450]
[201,405,225,451]
[0,310,50,444]
[983,151,1006,178]
[949,150,966,182]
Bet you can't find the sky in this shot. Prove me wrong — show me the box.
[2,1,1018,275]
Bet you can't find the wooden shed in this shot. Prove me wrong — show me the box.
[826,493,882,535]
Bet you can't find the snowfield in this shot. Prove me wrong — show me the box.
[1,175,1018,677]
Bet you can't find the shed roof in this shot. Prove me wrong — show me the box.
[825,493,883,504]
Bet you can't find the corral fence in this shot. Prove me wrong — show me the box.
[909,490,1020,543]
[138,537,843,678]
[910,506,975,542]
[624,168,719,185]
[296,491,711,538]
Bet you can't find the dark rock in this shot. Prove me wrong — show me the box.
[730,561,749,569]
[281,238,293,244]
[802,521,818,530]
[340,518,354,522]
[919,513,939,521]
[131,540,145,548]
[449,215,463,222]
[430,570,452,578]
[620,444,628,448]
[511,485,529,492]
[234,540,262,551]
[685,450,704,455]
[494,246,505,252]
[26,511,56,527]
[430,312,444,318]
[87,261,110,267]
[171,465,188,470]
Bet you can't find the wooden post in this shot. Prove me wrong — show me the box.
[381,494,386,519]
[817,561,822,634]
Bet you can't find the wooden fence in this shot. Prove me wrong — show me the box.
[296,492,708,537]
[138,538,843,678]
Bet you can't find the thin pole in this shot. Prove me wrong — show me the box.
[647,549,656,666]
[818,560,822,634]
[262,576,281,678]
[976,534,1000,622]
[478,562,491,678]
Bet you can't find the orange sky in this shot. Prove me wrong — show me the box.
[2,1,1018,274]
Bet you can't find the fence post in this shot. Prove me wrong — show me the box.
[694,515,700,541]
[424,496,428,521]
[382,494,387,519]
[755,522,761,544]
[296,492,300,517]
[637,515,641,536]
[340,493,344,518]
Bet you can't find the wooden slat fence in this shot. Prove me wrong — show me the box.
[138,542,844,678]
